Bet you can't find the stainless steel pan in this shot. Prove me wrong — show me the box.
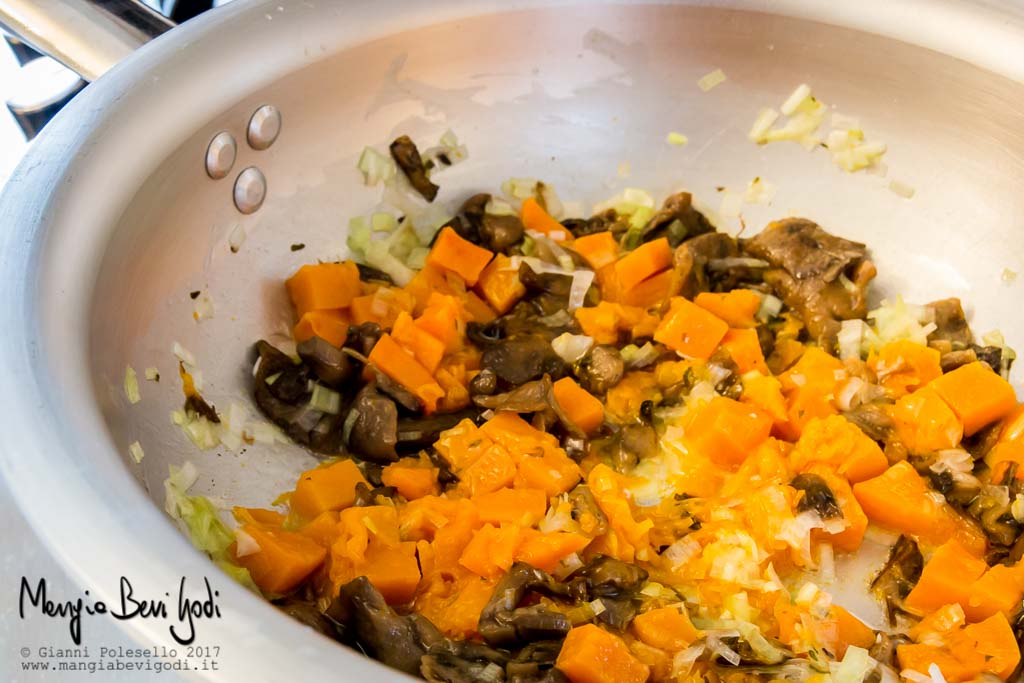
[2,1,1024,680]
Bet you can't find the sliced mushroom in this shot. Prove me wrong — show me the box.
[575,345,624,395]
[843,403,894,442]
[348,383,399,463]
[374,370,423,413]
[298,336,354,387]
[356,263,396,286]
[927,298,973,347]
[448,193,525,252]
[469,369,498,396]
[745,218,875,348]
[328,577,446,676]
[641,191,715,246]
[480,336,567,387]
[275,597,338,639]
[870,535,923,627]
[252,340,344,453]
[670,232,740,299]
[568,485,608,536]
[348,322,383,357]
[572,556,648,630]
[390,135,439,201]
[790,473,842,519]
[473,377,552,413]
[478,563,576,647]
[353,482,398,507]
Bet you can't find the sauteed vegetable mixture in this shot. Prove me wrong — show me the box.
[173,132,1024,683]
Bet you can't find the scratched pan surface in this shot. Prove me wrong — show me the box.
[2,1,1024,680]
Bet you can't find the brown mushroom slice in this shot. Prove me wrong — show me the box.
[477,563,575,647]
[746,218,875,348]
[927,298,973,347]
[641,191,715,246]
[389,135,439,201]
[348,383,399,463]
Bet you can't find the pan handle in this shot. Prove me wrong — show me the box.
[0,0,174,82]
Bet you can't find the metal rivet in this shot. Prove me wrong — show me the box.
[233,167,266,214]
[247,104,281,150]
[205,131,237,179]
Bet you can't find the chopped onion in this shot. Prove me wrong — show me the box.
[889,179,915,198]
[567,270,595,311]
[620,342,660,369]
[927,664,948,683]
[479,662,503,683]
[748,107,780,142]
[838,319,867,360]
[173,341,197,367]
[357,146,396,186]
[485,197,516,216]
[192,291,214,322]
[144,366,160,381]
[835,377,866,411]
[309,384,341,415]
[663,536,702,569]
[228,223,246,253]
[831,646,875,683]
[501,177,539,200]
[707,257,769,271]
[234,528,260,558]
[781,83,812,116]
[553,552,584,580]
[666,131,689,146]
[697,68,727,92]
[251,422,284,444]
[901,670,934,683]
[551,333,594,363]
[128,440,145,463]
[124,366,141,404]
[818,542,836,584]
[1002,267,1018,283]
[671,645,705,678]
[757,293,783,321]
[744,177,777,205]
[1012,494,1024,523]
[706,635,741,666]
[537,309,573,328]
[588,599,607,615]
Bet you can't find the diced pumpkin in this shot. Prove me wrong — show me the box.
[296,510,340,547]
[897,644,974,683]
[285,261,360,318]
[620,269,673,309]
[233,507,286,528]
[391,311,445,374]
[789,415,888,483]
[868,339,942,398]
[632,606,700,652]
[553,377,605,434]
[740,373,789,426]
[952,612,1021,680]
[615,238,672,293]
[350,287,416,328]
[457,444,518,497]
[892,387,964,454]
[405,263,455,314]
[475,253,526,314]
[233,524,326,594]
[694,289,762,328]
[293,309,350,347]
[720,327,768,375]
[556,624,650,683]
[520,196,568,239]
[606,372,661,423]
[459,523,521,578]
[683,396,772,467]
[963,563,1024,622]
[575,301,659,345]
[928,362,1017,436]
[830,606,876,659]
[514,530,591,572]
[775,347,844,440]
[573,231,620,270]
[416,293,464,353]
[654,296,729,359]
[367,333,445,413]
[290,459,368,520]
[473,487,548,527]
[997,402,1024,444]
[415,570,497,639]
[381,459,439,500]
[905,539,988,614]
[357,541,422,605]
[426,227,494,286]
[853,462,987,556]
[515,450,582,497]
[462,290,498,323]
